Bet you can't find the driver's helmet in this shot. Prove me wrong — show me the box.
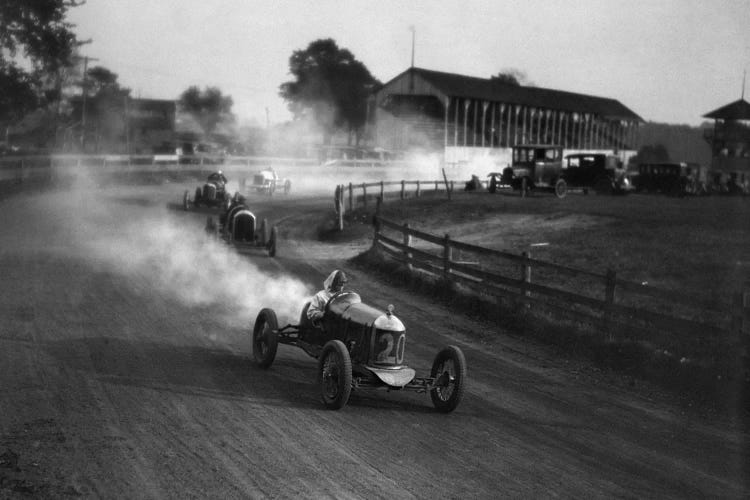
[324,269,348,293]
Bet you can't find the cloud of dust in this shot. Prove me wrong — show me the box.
[33,174,313,335]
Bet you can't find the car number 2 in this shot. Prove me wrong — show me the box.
[376,332,405,364]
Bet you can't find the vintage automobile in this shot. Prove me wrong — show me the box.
[205,194,277,256]
[183,173,231,210]
[252,292,467,412]
[251,168,291,195]
[632,162,701,196]
[501,144,568,198]
[562,153,632,194]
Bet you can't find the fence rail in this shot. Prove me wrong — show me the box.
[372,215,749,360]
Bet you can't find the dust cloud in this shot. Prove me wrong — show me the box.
[12,174,312,335]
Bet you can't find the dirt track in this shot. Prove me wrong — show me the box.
[0,180,747,499]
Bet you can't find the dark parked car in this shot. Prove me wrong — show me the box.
[563,153,632,194]
[502,144,567,198]
[632,162,700,196]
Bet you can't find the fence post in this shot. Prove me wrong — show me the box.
[521,177,527,198]
[443,234,452,280]
[401,180,405,200]
[604,269,617,336]
[380,180,384,200]
[336,184,344,231]
[416,180,421,197]
[520,251,531,306]
[372,216,380,249]
[404,223,412,271]
[375,196,382,218]
[362,183,367,209]
[348,183,353,213]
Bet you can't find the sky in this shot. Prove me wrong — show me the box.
[68,0,750,127]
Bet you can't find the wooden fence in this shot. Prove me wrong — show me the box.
[372,215,750,362]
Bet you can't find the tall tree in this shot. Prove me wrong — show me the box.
[279,38,380,145]
[491,69,532,86]
[83,65,130,150]
[178,86,234,137]
[0,0,84,130]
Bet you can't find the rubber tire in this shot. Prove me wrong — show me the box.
[252,308,279,369]
[429,345,467,413]
[183,190,190,210]
[267,226,277,257]
[554,178,567,199]
[318,340,352,410]
[194,187,202,207]
[284,179,291,195]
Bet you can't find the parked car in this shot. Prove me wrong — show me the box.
[252,292,466,412]
[502,144,567,198]
[563,153,632,194]
[251,168,291,195]
[632,162,701,196]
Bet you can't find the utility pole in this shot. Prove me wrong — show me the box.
[80,55,99,151]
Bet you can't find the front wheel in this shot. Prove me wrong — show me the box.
[554,178,567,199]
[252,308,279,368]
[318,340,352,410]
[430,345,466,413]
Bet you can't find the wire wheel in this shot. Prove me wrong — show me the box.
[318,340,352,410]
[429,345,467,413]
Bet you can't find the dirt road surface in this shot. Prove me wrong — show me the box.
[0,179,747,499]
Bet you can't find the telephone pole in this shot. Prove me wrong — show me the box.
[80,55,99,151]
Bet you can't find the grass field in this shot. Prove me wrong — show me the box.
[332,188,750,406]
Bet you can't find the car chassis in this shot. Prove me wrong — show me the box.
[252,292,466,411]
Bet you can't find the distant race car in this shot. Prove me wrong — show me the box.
[184,172,231,210]
[205,194,277,257]
[252,291,467,411]
[251,169,291,195]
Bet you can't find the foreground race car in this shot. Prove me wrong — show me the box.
[252,292,467,412]
[251,168,291,195]
[206,195,277,257]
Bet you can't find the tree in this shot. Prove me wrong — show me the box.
[82,65,130,151]
[630,143,671,165]
[279,38,380,145]
[491,69,532,86]
[0,0,84,131]
[178,86,234,137]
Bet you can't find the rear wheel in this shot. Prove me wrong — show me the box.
[252,308,279,368]
[554,178,567,199]
[318,340,352,410]
[430,345,466,413]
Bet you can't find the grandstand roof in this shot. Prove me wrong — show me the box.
[703,98,750,121]
[381,67,643,122]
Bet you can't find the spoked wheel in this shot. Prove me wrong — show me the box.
[182,190,190,210]
[318,340,352,410]
[554,178,567,199]
[429,345,467,413]
[267,226,278,257]
[252,308,279,368]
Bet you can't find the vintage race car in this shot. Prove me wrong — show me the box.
[251,169,291,195]
[183,178,231,210]
[205,195,277,256]
[252,292,467,412]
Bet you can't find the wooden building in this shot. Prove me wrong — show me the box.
[703,98,750,183]
[370,67,642,168]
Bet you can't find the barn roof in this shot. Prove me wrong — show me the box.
[384,67,643,122]
[702,98,750,120]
